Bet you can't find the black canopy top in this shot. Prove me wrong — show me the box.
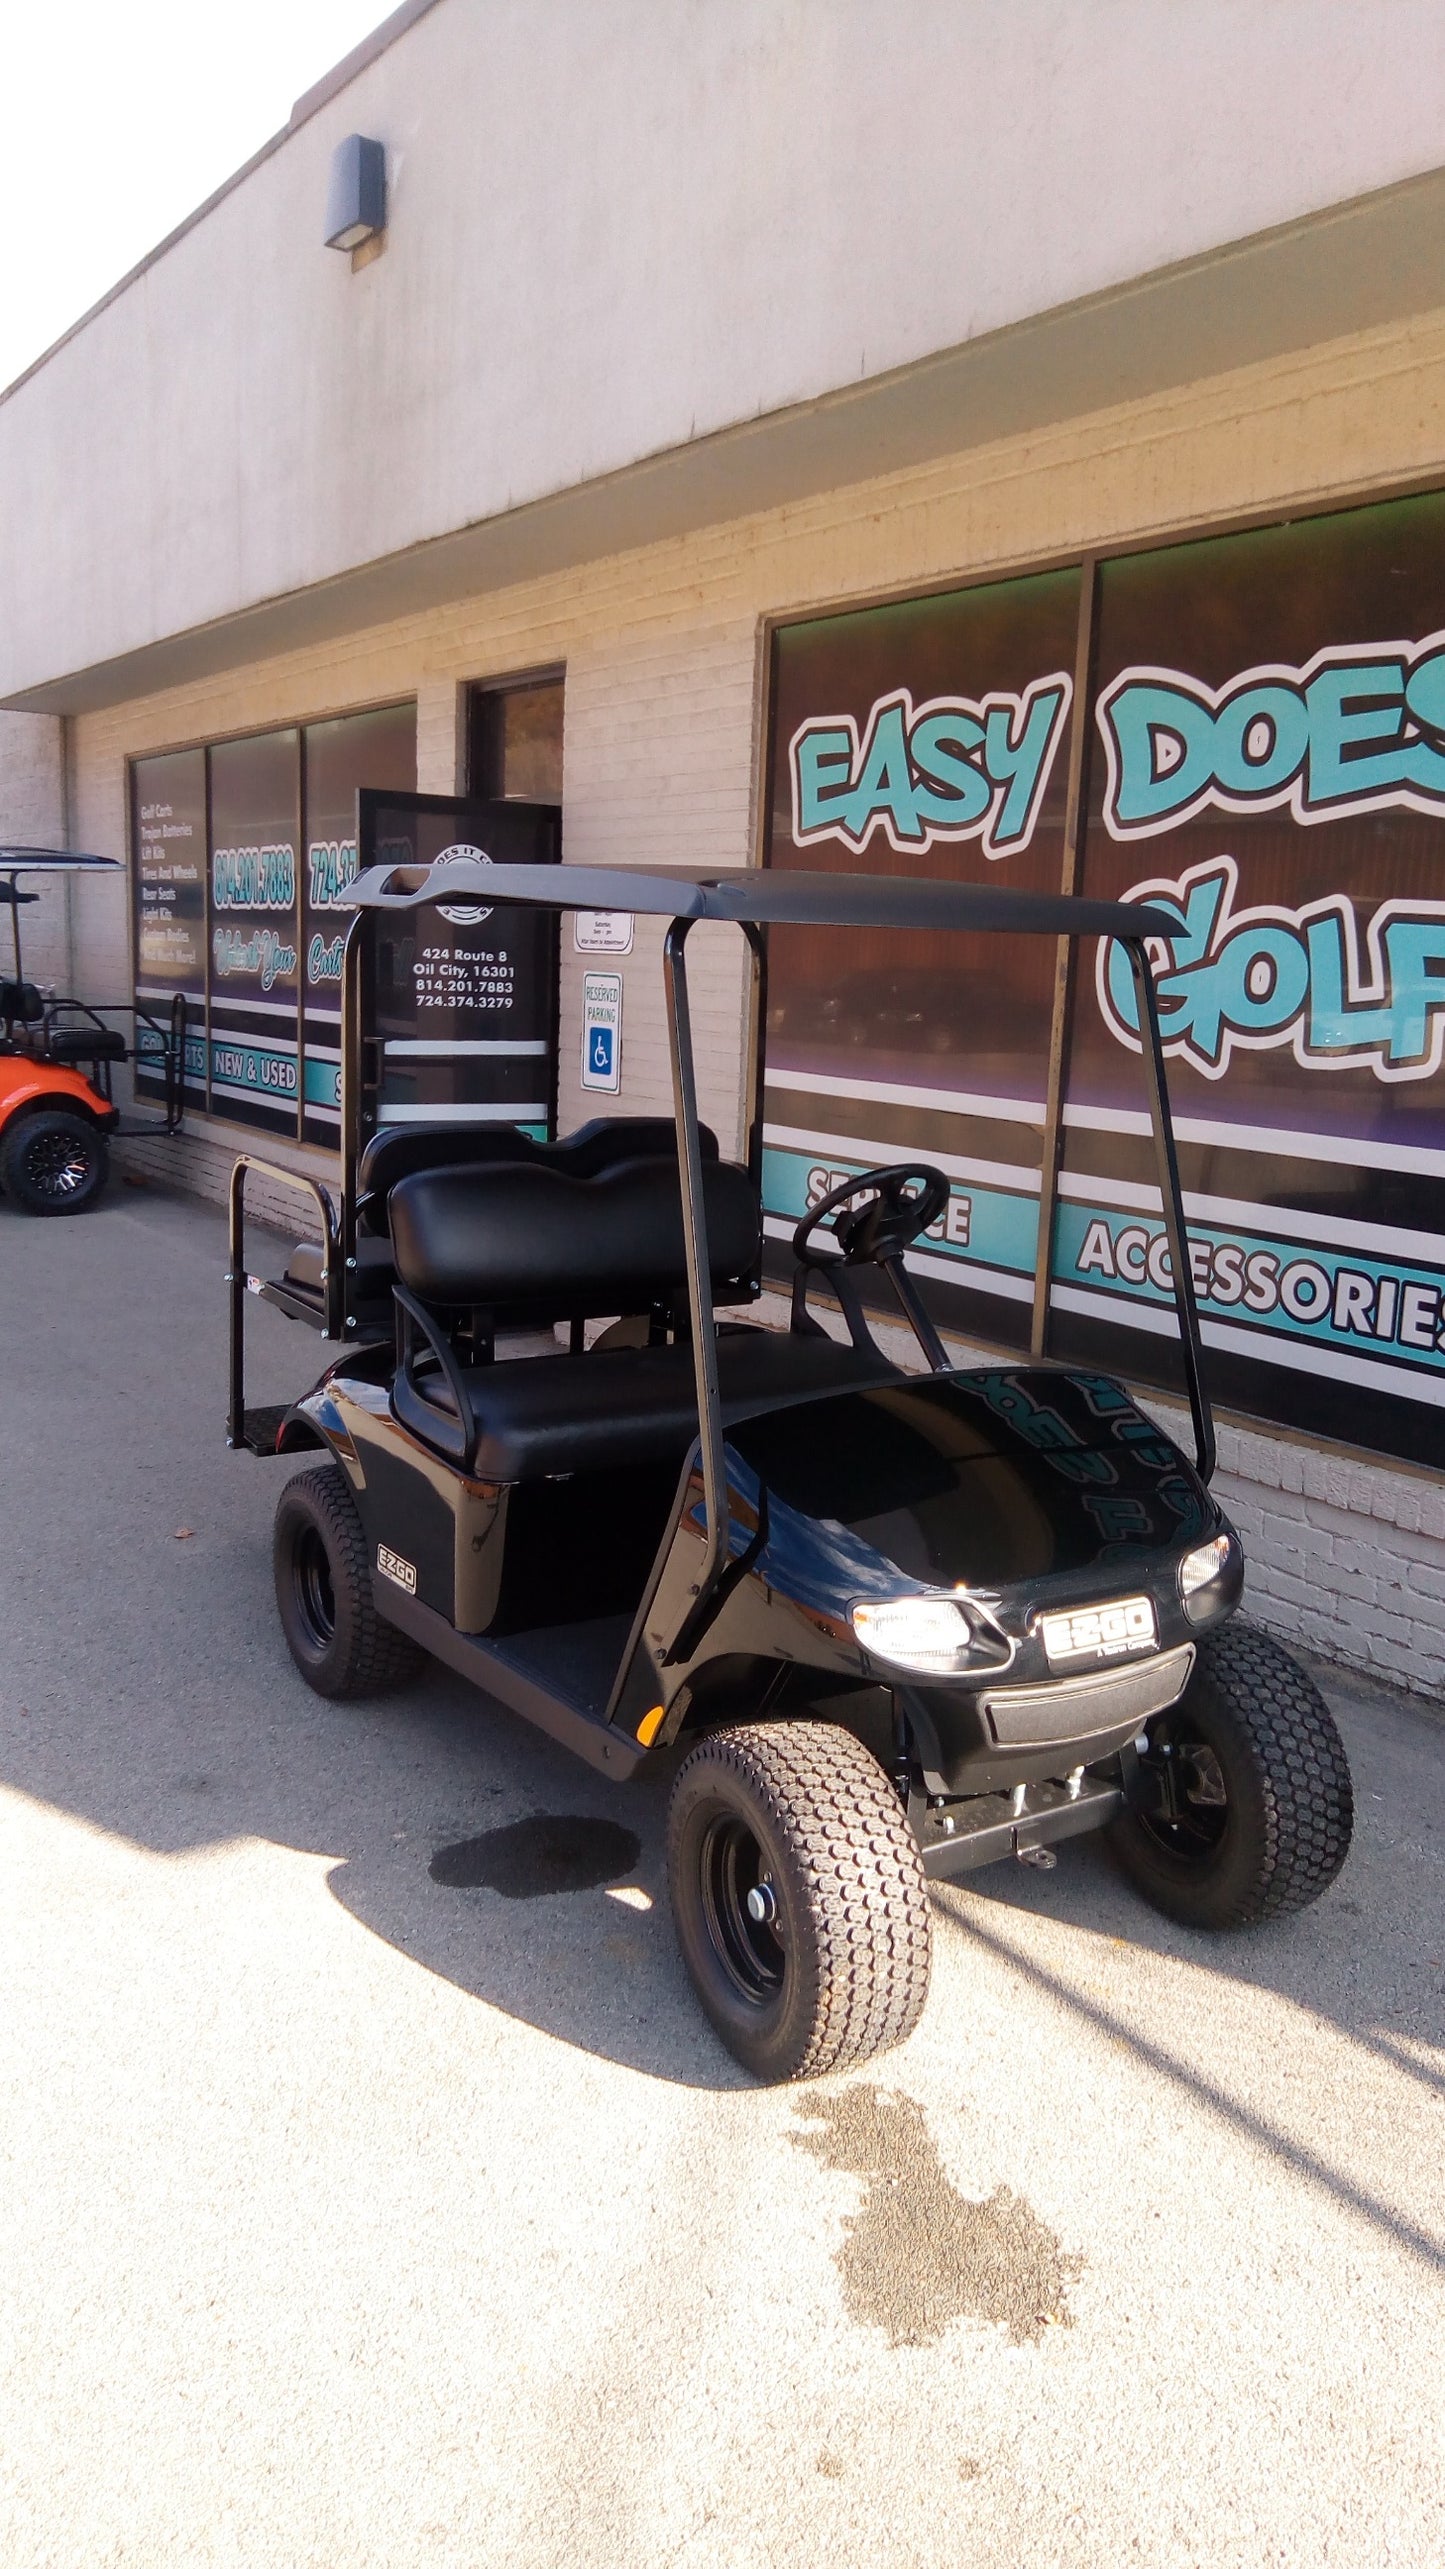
[348,856,1173,942]
[0,849,122,875]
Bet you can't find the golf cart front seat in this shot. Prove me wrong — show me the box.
[386,1155,900,1478]
[278,1115,719,1320]
[0,978,45,1034]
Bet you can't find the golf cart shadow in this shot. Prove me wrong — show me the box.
[309,1662,761,2090]
[304,1649,1406,2110]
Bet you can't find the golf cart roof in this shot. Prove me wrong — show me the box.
[348,857,1173,942]
[0,848,122,878]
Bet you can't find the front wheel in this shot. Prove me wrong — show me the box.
[1109,1622,1353,1929]
[273,1464,427,1699]
[667,1721,932,2081]
[0,1110,108,1214]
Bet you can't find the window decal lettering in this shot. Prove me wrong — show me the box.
[1098,855,1445,1085]
[1098,636,1445,840]
[790,676,1072,859]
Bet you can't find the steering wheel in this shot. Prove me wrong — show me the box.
[793,1163,950,1269]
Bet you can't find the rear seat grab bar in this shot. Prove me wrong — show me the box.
[392,1283,476,1464]
[227,1156,340,1450]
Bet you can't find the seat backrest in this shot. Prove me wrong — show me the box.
[388,1156,759,1317]
[357,1122,544,1212]
[0,979,44,1026]
[356,1115,718,1235]
[554,1117,718,1177]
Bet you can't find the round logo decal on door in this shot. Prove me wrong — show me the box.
[432,844,493,924]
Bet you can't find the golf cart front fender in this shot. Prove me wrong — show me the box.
[0,1060,119,1130]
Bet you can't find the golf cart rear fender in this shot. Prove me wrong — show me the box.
[0,1060,118,1130]
[277,1389,347,1461]
[312,1376,508,1632]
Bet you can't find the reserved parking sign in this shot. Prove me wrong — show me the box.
[581,970,622,1092]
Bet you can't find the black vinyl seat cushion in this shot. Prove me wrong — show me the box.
[281,1122,724,1312]
[355,1115,716,1236]
[393,1329,901,1480]
[43,1026,128,1064]
[388,1156,760,1319]
[0,980,45,1025]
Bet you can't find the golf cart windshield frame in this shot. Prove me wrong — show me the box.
[342,859,1214,1647]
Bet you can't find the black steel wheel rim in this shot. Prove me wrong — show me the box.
[293,1524,337,1651]
[1136,1713,1230,1864]
[698,1813,785,2006]
[23,1129,93,1200]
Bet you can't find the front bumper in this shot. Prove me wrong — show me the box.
[913,1768,1127,1878]
[978,1641,1195,1749]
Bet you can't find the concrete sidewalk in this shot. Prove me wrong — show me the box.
[1,1182,1442,2568]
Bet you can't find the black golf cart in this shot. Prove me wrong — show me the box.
[0,849,188,1213]
[228,856,1353,2081]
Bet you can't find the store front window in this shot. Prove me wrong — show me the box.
[764,566,1081,1355]
[762,491,1445,1470]
[300,703,416,1142]
[468,672,565,803]
[129,699,416,1144]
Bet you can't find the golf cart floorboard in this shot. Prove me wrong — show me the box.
[483,1613,636,1705]
[376,1587,645,1777]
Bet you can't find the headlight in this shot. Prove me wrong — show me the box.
[851,1596,976,1675]
[1179,1534,1233,1620]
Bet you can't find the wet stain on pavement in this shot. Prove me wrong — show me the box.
[792,2085,1080,2348]
[429,1815,642,1898]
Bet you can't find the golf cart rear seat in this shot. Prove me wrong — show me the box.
[386,1155,900,1478]
[42,1020,128,1067]
[0,985,128,1065]
[278,1116,718,1319]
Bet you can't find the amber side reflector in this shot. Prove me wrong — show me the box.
[636,1704,667,1748]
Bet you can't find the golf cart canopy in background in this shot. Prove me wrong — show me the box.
[0,849,188,1148]
[338,860,1214,1610]
[0,850,123,870]
[0,849,123,944]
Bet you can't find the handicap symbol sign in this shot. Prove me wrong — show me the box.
[581,970,622,1093]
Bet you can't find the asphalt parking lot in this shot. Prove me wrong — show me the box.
[2,1179,1443,2569]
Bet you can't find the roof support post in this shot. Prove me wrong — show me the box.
[1125,936,1216,1483]
[739,917,767,1201]
[1031,556,1098,1358]
[339,911,367,1316]
[663,917,731,1635]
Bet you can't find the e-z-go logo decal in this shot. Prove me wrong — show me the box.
[790,676,1072,859]
[1097,636,1445,839]
[1098,855,1445,1084]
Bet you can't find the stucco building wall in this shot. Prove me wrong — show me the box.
[9,0,1445,708]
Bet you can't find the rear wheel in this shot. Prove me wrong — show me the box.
[0,1110,108,1214]
[1109,1622,1353,1928]
[667,1720,932,2081]
[273,1464,426,1699]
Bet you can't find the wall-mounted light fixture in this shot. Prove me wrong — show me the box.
[325,135,387,252]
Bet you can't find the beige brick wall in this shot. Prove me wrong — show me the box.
[40,298,1445,1695]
